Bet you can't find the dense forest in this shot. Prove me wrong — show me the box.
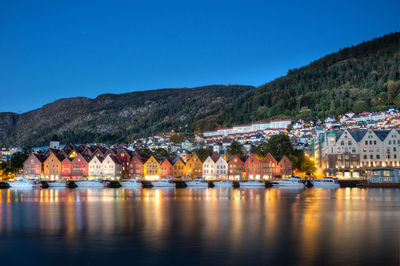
[193,32,400,131]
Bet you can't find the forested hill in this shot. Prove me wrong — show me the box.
[0,85,255,146]
[193,32,400,131]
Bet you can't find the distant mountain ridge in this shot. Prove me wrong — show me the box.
[0,85,255,146]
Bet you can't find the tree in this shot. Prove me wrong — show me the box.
[253,135,316,175]
[264,135,294,157]
[225,140,244,158]
[194,148,213,162]
[170,134,186,143]
[153,148,170,158]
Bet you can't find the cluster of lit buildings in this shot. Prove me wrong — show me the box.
[313,129,400,178]
[22,137,293,181]
[203,120,292,137]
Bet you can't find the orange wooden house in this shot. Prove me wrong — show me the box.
[185,154,203,178]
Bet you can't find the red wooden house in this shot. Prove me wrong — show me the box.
[244,153,261,180]
[70,154,90,178]
[276,155,293,178]
[129,156,145,178]
[61,157,73,178]
[23,153,45,178]
[160,158,173,178]
[227,155,244,180]
[261,153,278,179]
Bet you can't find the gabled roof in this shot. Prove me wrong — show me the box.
[261,152,278,163]
[211,152,220,162]
[373,130,390,141]
[227,155,243,164]
[335,131,344,141]
[28,153,46,163]
[105,154,121,165]
[75,144,88,153]
[90,155,104,163]
[276,155,291,164]
[44,149,65,162]
[172,157,186,165]
[62,143,76,155]
[161,158,173,165]
[348,130,367,142]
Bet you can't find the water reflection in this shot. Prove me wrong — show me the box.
[0,188,399,265]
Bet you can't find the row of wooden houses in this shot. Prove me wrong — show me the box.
[23,143,293,181]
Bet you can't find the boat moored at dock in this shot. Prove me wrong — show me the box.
[8,178,36,188]
[239,180,265,188]
[151,178,176,188]
[120,179,142,188]
[271,176,305,188]
[48,180,67,188]
[75,179,104,188]
[213,180,233,188]
[311,177,340,188]
[186,178,209,188]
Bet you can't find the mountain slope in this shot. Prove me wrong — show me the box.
[193,32,400,131]
[0,85,255,146]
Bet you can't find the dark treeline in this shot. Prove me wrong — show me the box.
[193,32,400,131]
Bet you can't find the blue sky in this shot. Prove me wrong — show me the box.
[0,0,399,113]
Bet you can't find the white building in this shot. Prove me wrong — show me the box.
[102,154,122,179]
[215,157,228,180]
[202,156,216,179]
[88,156,103,177]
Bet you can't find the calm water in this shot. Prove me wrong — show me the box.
[0,187,400,266]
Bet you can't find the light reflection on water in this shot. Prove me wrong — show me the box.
[0,188,400,265]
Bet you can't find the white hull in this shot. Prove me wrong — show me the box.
[9,183,34,188]
[272,183,305,188]
[152,184,175,188]
[48,182,67,188]
[75,181,105,188]
[312,182,340,189]
[186,182,208,188]
[121,181,142,188]
[214,182,233,188]
[152,181,176,188]
[240,182,265,188]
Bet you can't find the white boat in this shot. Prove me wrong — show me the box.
[120,179,142,188]
[8,179,35,188]
[213,180,233,188]
[186,178,209,188]
[152,178,176,188]
[311,177,340,189]
[271,176,305,188]
[75,179,105,188]
[48,180,67,188]
[239,180,265,188]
